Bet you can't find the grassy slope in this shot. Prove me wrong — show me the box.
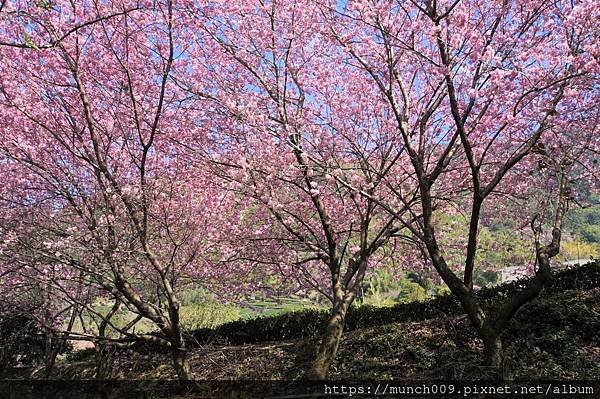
[51,285,599,381]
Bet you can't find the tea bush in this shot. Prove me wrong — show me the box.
[188,261,599,346]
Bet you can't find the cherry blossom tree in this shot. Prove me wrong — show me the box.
[320,0,599,374]
[0,0,225,379]
[0,0,597,382]
[175,0,597,378]
[179,0,423,378]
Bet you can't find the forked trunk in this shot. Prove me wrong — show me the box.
[172,348,193,380]
[308,301,349,380]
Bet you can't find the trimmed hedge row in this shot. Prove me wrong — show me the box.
[188,261,600,346]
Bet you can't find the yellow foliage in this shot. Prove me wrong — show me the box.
[559,240,599,261]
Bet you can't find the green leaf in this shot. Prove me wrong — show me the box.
[23,32,40,50]
[38,0,52,10]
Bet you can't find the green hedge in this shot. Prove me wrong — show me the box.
[188,261,600,346]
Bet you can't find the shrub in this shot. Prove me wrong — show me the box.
[180,302,241,331]
[184,261,599,347]
[0,311,71,377]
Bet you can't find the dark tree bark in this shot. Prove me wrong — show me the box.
[482,333,503,373]
[171,347,193,380]
[309,300,350,380]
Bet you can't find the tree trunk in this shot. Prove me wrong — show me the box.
[43,349,58,379]
[95,343,115,380]
[43,334,61,379]
[308,302,349,380]
[482,333,504,378]
[172,348,193,380]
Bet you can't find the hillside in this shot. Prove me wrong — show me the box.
[45,263,599,381]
